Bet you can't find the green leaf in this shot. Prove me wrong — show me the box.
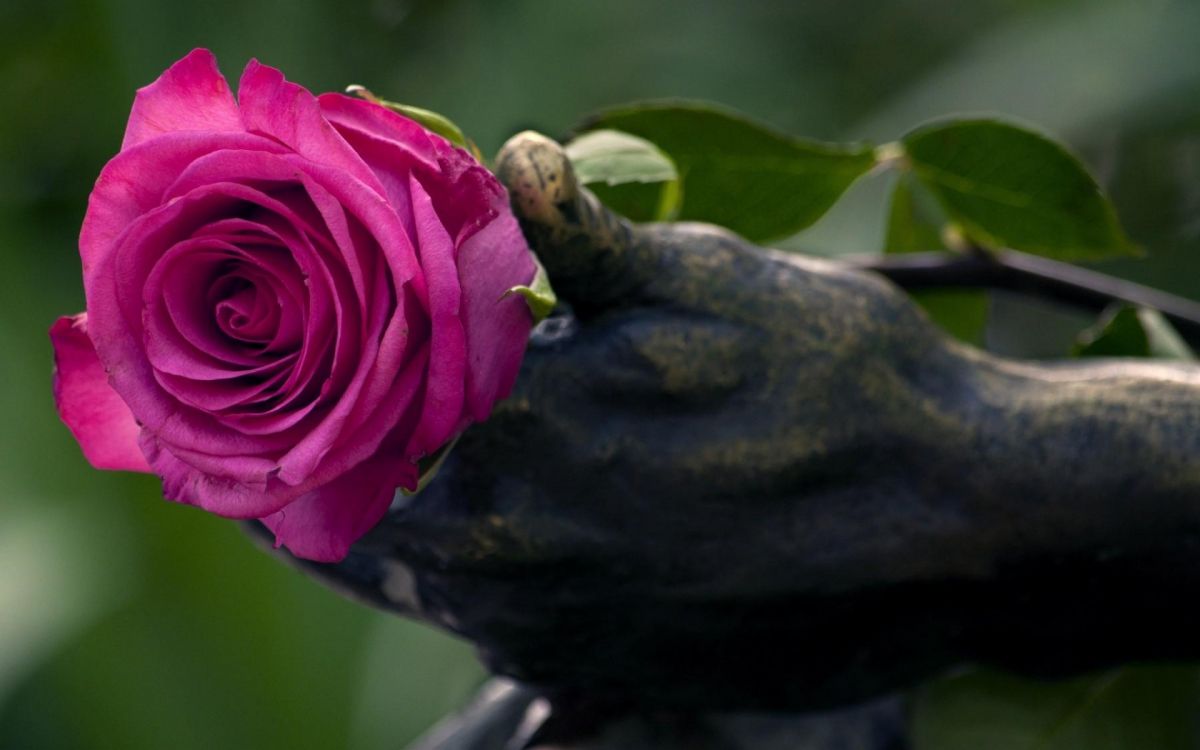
[885,174,951,254]
[912,666,1200,750]
[885,175,989,344]
[589,180,682,223]
[504,253,557,324]
[565,129,678,186]
[580,100,876,243]
[901,119,1138,260]
[346,85,480,159]
[1073,305,1195,360]
[564,129,682,221]
[912,291,989,346]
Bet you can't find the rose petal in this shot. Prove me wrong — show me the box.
[156,150,387,424]
[319,93,440,240]
[260,455,418,562]
[81,131,285,277]
[322,93,505,248]
[50,314,151,473]
[407,175,468,455]
[146,242,265,370]
[156,156,348,426]
[122,49,243,151]
[421,143,508,246]
[91,179,349,455]
[456,211,536,421]
[240,160,423,483]
[318,93,441,171]
[237,60,387,200]
[284,326,429,505]
[140,432,291,517]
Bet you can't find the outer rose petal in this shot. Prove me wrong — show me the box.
[261,456,418,563]
[81,131,286,276]
[139,431,295,519]
[237,60,386,200]
[317,92,440,171]
[50,314,151,473]
[456,212,537,421]
[122,48,242,150]
[409,175,467,455]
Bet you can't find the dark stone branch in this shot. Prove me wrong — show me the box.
[851,250,1200,346]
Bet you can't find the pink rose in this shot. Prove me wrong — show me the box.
[50,49,536,562]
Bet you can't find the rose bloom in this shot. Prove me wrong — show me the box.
[50,49,536,562]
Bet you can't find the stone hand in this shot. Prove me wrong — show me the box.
[259,132,1200,713]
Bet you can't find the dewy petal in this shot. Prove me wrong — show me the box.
[237,60,387,200]
[122,49,243,150]
[260,454,418,563]
[50,314,151,473]
[407,175,467,455]
[455,211,536,422]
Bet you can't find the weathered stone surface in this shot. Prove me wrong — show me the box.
[250,132,1200,746]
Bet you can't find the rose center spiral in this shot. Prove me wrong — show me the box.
[209,270,278,345]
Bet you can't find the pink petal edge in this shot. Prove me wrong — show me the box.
[408,174,468,455]
[50,314,152,473]
[122,48,243,151]
[237,59,386,200]
[260,455,417,562]
[456,212,536,421]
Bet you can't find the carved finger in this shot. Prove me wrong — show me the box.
[495,131,661,316]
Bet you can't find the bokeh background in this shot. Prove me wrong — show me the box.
[2,0,1199,747]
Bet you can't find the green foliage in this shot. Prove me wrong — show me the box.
[565,129,678,188]
[884,175,989,345]
[1074,306,1195,360]
[884,174,954,255]
[576,107,1135,271]
[589,180,683,223]
[909,290,990,346]
[912,666,1200,750]
[564,129,681,221]
[899,119,1138,260]
[580,101,876,242]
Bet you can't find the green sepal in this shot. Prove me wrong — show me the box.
[503,254,557,324]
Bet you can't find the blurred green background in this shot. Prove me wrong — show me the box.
[2,0,1199,747]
